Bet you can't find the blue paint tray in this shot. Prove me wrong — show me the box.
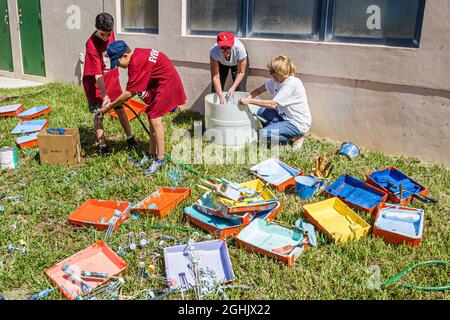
[325,174,388,213]
[373,203,424,247]
[366,167,429,205]
[250,158,302,191]
[11,119,48,134]
[184,201,282,239]
[236,219,312,266]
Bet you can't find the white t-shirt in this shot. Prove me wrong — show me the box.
[265,76,312,134]
[210,39,247,66]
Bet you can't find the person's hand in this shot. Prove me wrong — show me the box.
[102,95,111,108]
[238,97,251,105]
[226,88,235,103]
[95,105,109,119]
[219,93,226,105]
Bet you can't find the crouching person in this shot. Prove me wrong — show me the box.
[98,41,187,176]
[239,55,311,149]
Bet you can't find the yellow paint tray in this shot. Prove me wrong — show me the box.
[219,179,278,209]
[303,198,370,243]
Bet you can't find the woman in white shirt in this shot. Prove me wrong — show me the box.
[239,55,311,149]
[210,32,249,104]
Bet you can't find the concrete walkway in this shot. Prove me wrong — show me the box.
[0,76,44,89]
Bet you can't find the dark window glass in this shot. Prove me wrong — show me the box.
[332,0,421,40]
[122,0,159,33]
[188,0,241,34]
[249,0,320,38]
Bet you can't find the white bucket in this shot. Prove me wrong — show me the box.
[0,147,19,169]
[204,92,260,147]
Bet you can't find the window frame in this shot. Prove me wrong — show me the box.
[324,0,426,48]
[121,0,159,34]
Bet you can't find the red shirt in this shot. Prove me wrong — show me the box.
[82,31,122,104]
[126,48,186,118]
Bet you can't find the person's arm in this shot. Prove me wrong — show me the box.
[226,58,247,102]
[99,90,136,114]
[95,75,111,107]
[210,57,226,104]
[238,84,278,109]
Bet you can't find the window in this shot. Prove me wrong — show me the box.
[122,0,158,33]
[188,0,243,35]
[249,0,321,40]
[328,0,425,46]
[187,0,426,47]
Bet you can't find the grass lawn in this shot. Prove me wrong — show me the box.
[0,83,448,300]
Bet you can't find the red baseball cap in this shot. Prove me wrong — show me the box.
[217,32,235,48]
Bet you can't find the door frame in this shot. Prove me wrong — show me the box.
[0,0,47,83]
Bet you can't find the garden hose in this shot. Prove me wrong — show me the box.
[381,260,450,291]
[123,102,214,182]
[149,225,200,233]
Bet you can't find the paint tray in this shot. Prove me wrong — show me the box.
[184,201,282,239]
[250,158,303,191]
[11,119,48,134]
[131,188,191,217]
[325,174,388,213]
[0,103,24,117]
[16,132,39,148]
[109,99,147,121]
[366,167,429,205]
[67,199,131,231]
[45,240,127,300]
[16,105,51,120]
[235,219,309,266]
[163,240,234,290]
[218,179,279,213]
[303,198,370,243]
[373,203,424,247]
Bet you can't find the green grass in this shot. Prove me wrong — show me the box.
[0,83,449,300]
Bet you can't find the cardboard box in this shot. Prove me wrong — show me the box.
[38,128,81,166]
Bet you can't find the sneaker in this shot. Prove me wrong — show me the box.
[292,136,304,150]
[143,158,165,176]
[126,136,139,149]
[98,145,111,157]
[133,154,155,168]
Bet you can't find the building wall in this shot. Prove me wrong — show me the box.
[1,0,449,166]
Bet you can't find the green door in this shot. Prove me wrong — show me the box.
[0,0,13,71]
[18,0,45,76]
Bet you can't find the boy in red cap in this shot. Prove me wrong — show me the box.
[210,31,249,104]
[82,13,137,157]
[98,41,186,176]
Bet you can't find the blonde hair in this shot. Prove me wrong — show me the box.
[267,55,296,77]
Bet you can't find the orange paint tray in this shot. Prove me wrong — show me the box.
[45,241,127,300]
[16,132,39,148]
[67,199,131,231]
[16,105,51,120]
[131,188,192,217]
[109,99,147,121]
[0,103,24,117]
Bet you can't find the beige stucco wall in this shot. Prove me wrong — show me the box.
[1,0,449,166]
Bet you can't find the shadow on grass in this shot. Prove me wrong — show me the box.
[78,125,137,157]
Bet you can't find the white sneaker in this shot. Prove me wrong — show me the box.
[292,137,304,150]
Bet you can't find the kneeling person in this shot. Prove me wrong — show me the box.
[239,55,311,149]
